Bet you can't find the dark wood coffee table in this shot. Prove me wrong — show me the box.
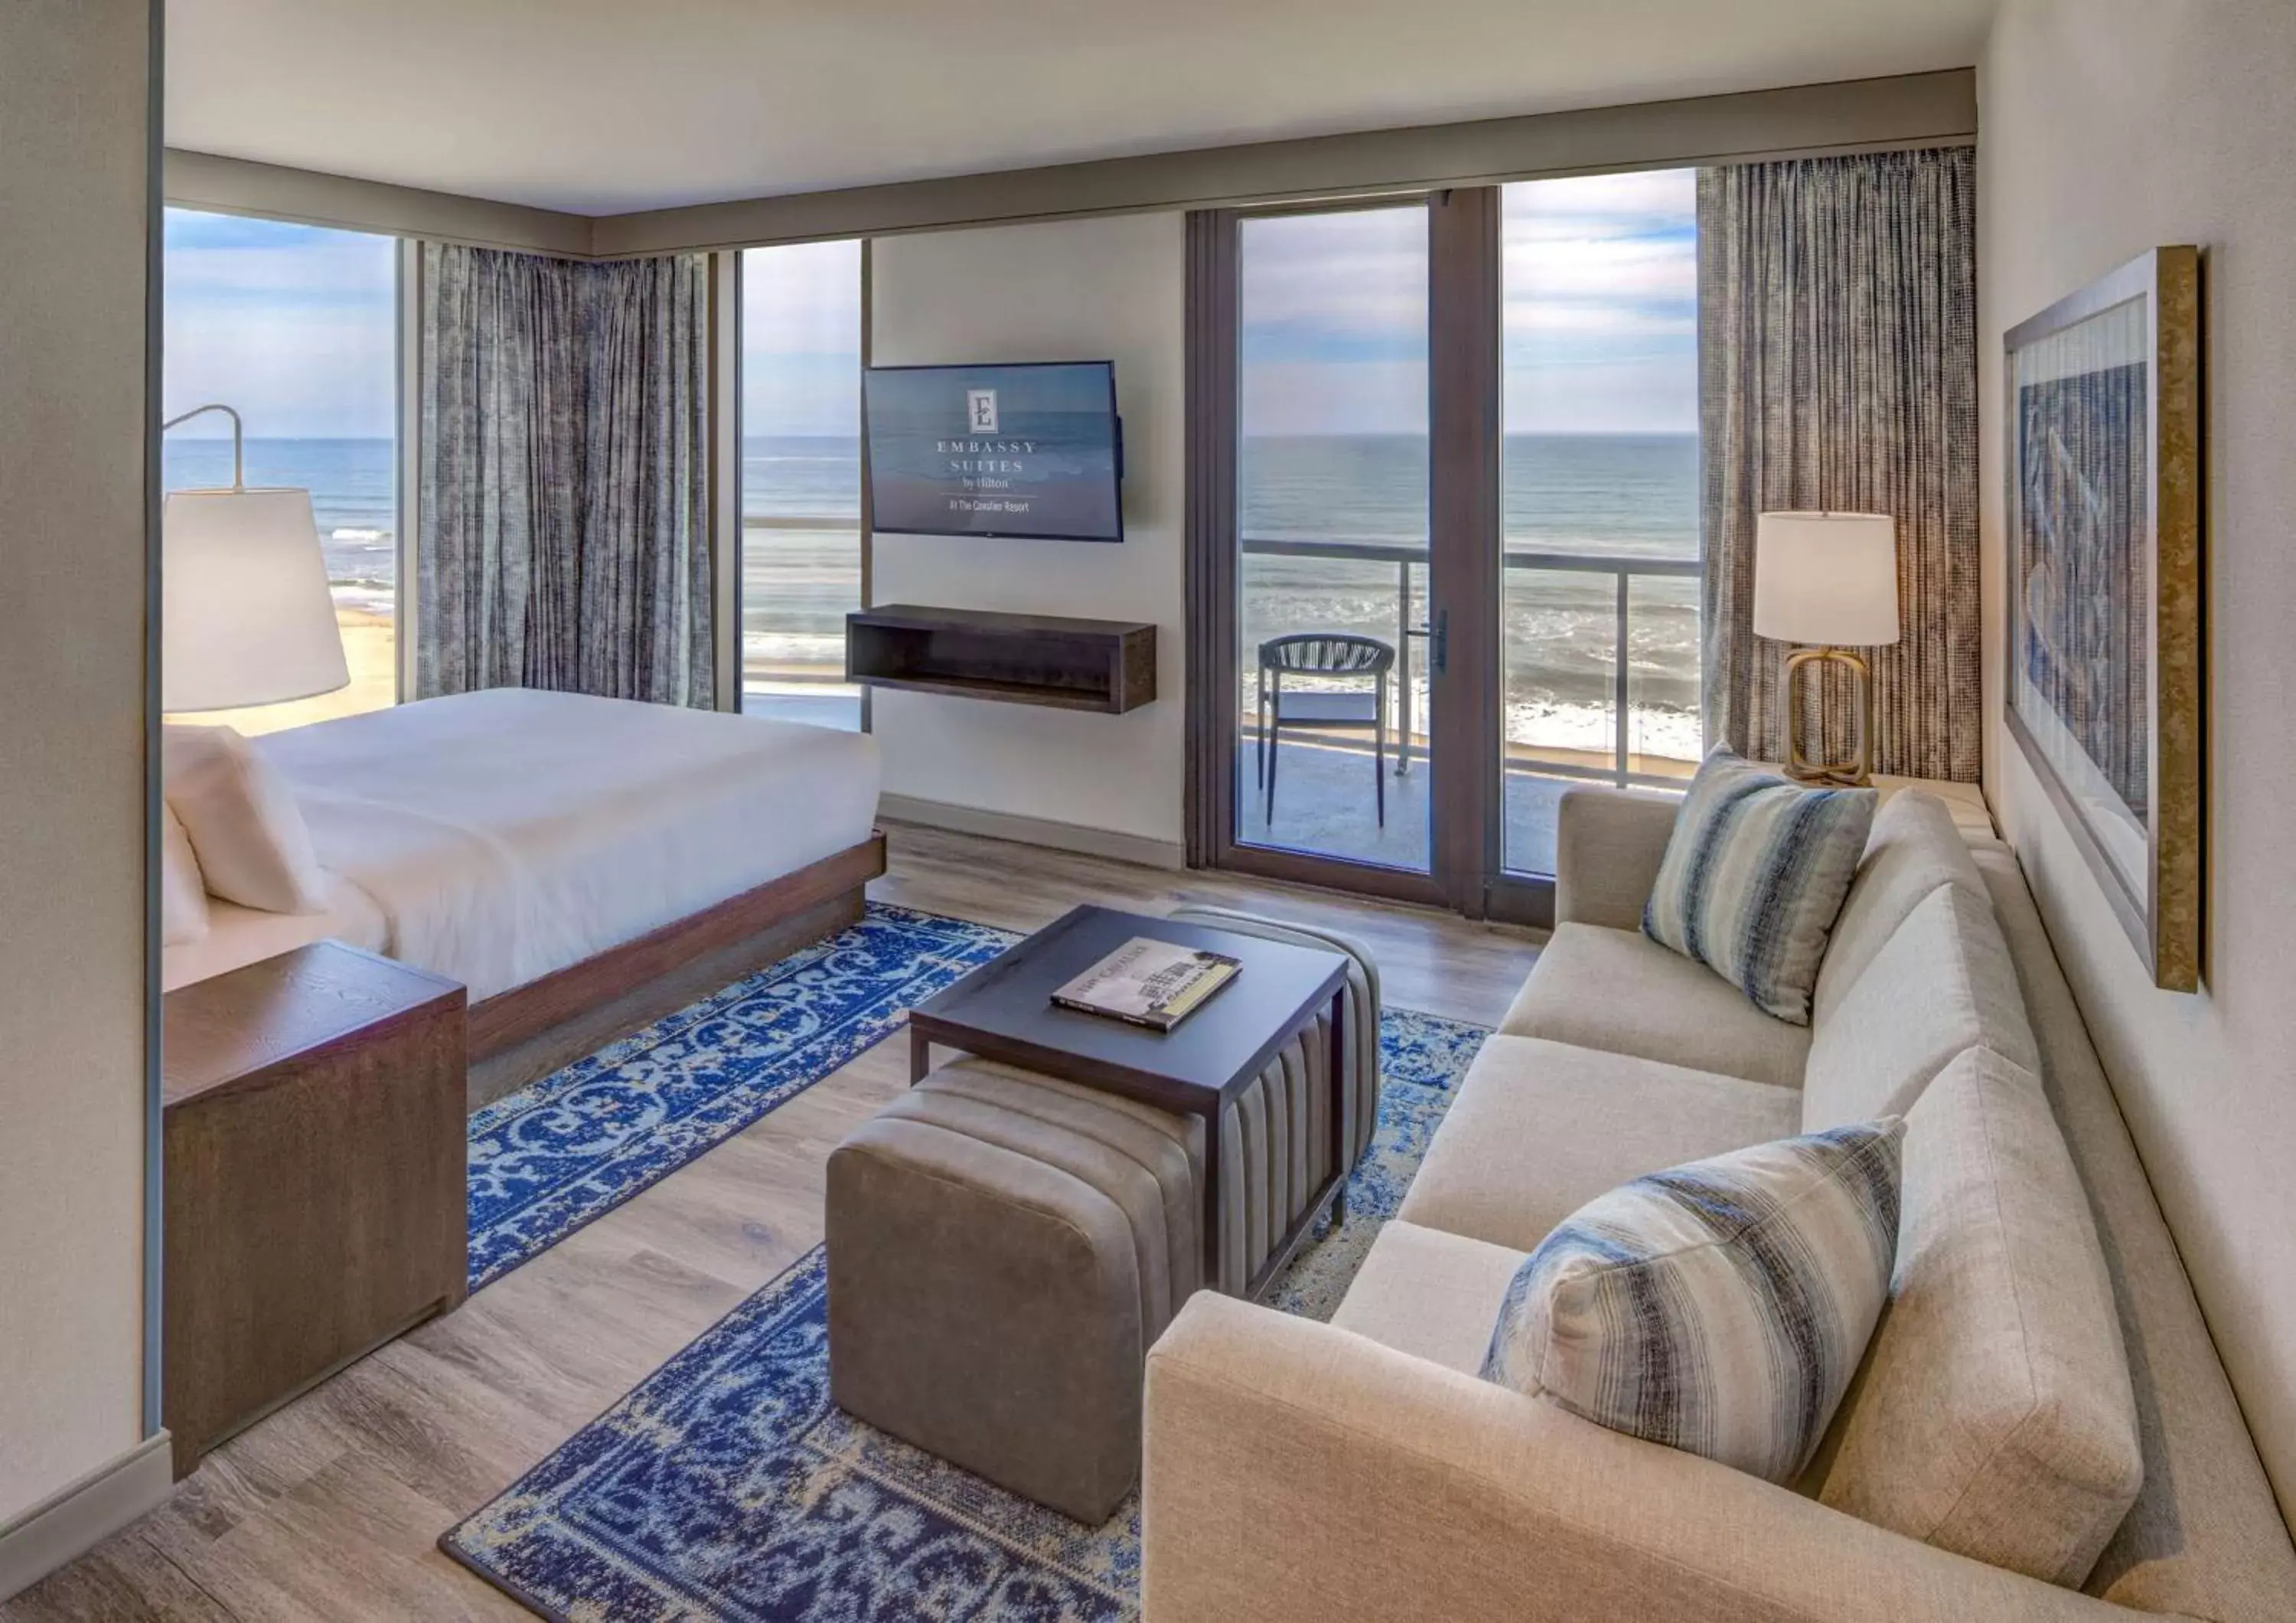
[906,904,1351,1300]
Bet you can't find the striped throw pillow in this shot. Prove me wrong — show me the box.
[1481,1121,1905,1484]
[1643,749,1877,1024]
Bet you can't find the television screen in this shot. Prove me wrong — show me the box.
[865,361,1123,542]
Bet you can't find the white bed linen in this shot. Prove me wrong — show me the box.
[160,873,390,992]
[254,688,882,1001]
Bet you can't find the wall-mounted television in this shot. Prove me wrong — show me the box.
[864,361,1123,543]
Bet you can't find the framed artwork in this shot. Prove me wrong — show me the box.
[2004,246,2202,991]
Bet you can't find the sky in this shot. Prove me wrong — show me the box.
[741,238,863,436]
[739,168,1696,439]
[162,208,399,438]
[166,169,1694,444]
[1242,168,1699,436]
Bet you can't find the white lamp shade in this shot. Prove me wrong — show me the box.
[162,487,351,711]
[1753,511,1901,646]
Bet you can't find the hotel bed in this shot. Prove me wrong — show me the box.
[161,688,885,1057]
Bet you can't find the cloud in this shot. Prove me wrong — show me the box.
[163,209,397,438]
[740,241,863,436]
[741,240,863,356]
[1244,359,1429,437]
[1502,169,1696,351]
[1236,171,1698,434]
[1241,207,1427,364]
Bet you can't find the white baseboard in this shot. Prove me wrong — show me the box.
[878,795,1186,871]
[0,1432,172,1603]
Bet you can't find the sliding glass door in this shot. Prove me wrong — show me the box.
[1234,204,1434,883]
[1193,175,1701,921]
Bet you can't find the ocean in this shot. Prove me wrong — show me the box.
[168,435,1702,762]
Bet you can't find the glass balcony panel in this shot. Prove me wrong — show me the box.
[1628,571,1703,783]
[1500,563,1618,877]
[741,519,863,730]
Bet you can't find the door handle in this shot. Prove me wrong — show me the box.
[1431,609,1449,676]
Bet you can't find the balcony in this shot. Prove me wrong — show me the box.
[735,519,1701,879]
[1239,537,1700,876]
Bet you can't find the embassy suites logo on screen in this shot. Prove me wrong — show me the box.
[867,361,1123,540]
[937,391,1039,497]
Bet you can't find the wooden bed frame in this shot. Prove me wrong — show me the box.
[466,830,889,1066]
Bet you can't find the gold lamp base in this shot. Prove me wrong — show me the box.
[1782,645,1874,787]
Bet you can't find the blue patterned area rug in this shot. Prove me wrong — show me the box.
[466,903,1016,1289]
[442,1007,1489,1621]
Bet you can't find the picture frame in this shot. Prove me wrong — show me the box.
[2003,245,2203,991]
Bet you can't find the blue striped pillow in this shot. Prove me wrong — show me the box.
[1481,1120,1905,1484]
[1643,749,1877,1024]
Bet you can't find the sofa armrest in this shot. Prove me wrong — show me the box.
[1143,1295,2144,1623]
[1554,785,1682,930]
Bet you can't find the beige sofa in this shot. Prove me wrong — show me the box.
[1143,785,2296,1622]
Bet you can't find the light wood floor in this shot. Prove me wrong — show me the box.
[5,824,1541,1622]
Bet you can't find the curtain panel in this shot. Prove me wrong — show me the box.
[1696,147,1979,781]
[419,244,712,708]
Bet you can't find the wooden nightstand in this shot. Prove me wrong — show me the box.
[161,939,468,1479]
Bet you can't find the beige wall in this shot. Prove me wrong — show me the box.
[1980,0,2296,1524]
[0,0,155,1529]
[869,214,1188,847]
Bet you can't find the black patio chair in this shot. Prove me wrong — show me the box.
[1257,632,1396,828]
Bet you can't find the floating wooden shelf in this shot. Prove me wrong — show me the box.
[846,604,1157,714]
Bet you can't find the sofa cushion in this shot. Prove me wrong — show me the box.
[1642,749,1877,1024]
[1553,784,1683,931]
[1971,847,2296,1618]
[1482,1119,1905,1484]
[1811,1048,2142,1587]
[1330,1220,1525,1376]
[1397,1035,1801,1253]
[1499,923,1811,1089]
[1813,789,1991,1026]
[1802,883,2038,1132]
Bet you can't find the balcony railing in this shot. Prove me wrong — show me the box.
[1239,536,1701,789]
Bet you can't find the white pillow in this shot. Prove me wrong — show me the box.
[161,724,328,915]
[158,800,210,945]
[1482,1119,1905,1484]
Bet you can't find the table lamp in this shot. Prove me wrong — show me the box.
[1753,511,1899,786]
[161,403,351,712]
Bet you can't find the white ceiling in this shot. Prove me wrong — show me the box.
[165,0,1994,217]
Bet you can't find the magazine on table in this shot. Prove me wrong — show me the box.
[1052,937,1241,1032]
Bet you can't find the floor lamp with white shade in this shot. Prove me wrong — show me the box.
[160,403,350,714]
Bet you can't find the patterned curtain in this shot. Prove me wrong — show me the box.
[1697,148,1978,781]
[419,243,712,707]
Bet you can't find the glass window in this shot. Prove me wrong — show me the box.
[1236,205,1431,872]
[161,208,399,734]
[740,240,864,730]
[1499,171,1701,875]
